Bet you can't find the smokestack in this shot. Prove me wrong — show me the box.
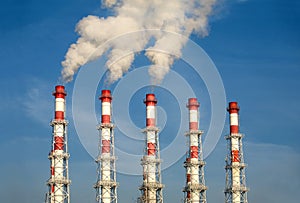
[228,102,239,134]
[225,102,248,203]
[46,85,70,203]
[183,98,207,203]
[139,94,164,203]
[95,90,118,203]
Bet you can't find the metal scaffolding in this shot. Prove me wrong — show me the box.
[94,90,118,203]
[139,94,164,203]
[183,98,207,203]
[45,85,70,203]
[224,102,248,203]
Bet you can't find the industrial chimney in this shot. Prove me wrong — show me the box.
[139,93,164,203]
[224,102,248,203]
[94,90,118,203]
[183,98,207,203]
[46,85,71,203]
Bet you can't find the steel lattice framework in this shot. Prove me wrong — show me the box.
[94,90,118,203]
[139,94,164,203]
[224,102,248,203]
[183,98,207,203]
[45,85,70,203]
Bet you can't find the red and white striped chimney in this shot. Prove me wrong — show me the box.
[184,98,207,203]
[53,86,66,153]
[228,102,241,202]
[97,89,114,203]
[53,85,66,121]
[100,90,112,155]
[225,102,248,203]
[144,94,157,157]
[228,102,240,163]
[100,90,112,124]
[139,93,164,203]
[186,98,201,202]
[228,102,239,134]
[188,98,200,159]
[47,85,70,203]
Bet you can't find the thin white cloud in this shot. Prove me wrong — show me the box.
[22,77,74,128]
[22,78,53,127]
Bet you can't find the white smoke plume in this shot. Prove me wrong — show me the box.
[61,0,217,84]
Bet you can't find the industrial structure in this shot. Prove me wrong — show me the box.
[139,93,164,203]
[44,86,250,203]
[46,85,71,203]
[224,102,248,203]
[94,90,118,203]
[183,98,207,203]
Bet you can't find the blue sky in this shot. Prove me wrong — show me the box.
[0,0,299,202]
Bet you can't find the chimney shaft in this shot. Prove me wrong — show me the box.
[183,98,207,203]
[95,89,118,203]
[225,102,248,203]
[46,85,70,203]
[139,93,164,203]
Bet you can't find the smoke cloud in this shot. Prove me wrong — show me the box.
[61,0,217,84]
